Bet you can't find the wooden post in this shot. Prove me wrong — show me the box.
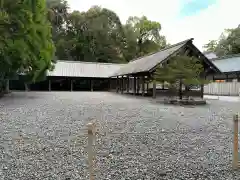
[48,79,51,91]
[152,80,156,99]
[127,76,129,93]
[142,76,145,96]
[129,77,132,93]
[121,77,123,94]
[70,79,73,91]
[200,84,204,99]
[91,79,93,92]
[109,78,111,91]
[179,79,182,100]
[137,77,140,94]
[233,114,239,169]
[24,83,29,92]
[87,123,95,180]
[133,77,136,95]
[146,80,149,95]
[116,77,119,93]
[5,79,9,93]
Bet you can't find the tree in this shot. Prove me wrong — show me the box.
[203,25,240,56]
[46,0,68,40]
[0,0,55,93]
[124,16,167,60]
[203,40,217,53]
[44,3,169,63]
[58,6,126,63]
[154,55,206,99]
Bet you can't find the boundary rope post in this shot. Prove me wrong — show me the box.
[87,123,95,180]
[233,114,239,169]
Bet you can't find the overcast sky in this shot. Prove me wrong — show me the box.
[67,0,240,50]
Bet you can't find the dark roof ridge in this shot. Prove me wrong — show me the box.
[212,54,240,61]
[130,38,194,62]
[56,60,126,65]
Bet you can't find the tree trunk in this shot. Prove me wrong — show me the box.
[25,83,29,91]
[179,79,182,100]
[5,79,9,93]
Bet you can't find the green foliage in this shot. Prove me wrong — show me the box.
[46,2,169,63]
[154,55,207,89]
[203,40,217,53]
[0,0,55,87]
[52,6,127,62]
[124,16,167,60]
[203,25,240,56]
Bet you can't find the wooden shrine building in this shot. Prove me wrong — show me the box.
[109,38,221,98]
[10,38,223,99]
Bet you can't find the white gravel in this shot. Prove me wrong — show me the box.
[0,91,240,179]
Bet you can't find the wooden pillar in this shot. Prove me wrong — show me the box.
[70,79,73,91]
[137,77,140,94]
[129,77,132,93]
[48,79,51,91]
[109,78,111,91]
[5,79,9,93]
[200,84,204,99]
[179,79,182,100]
[116,76,119,93]
[152,80,156,99]
[90,79,93,92]
[146,81,149,95]
[133,76,136,95]
[142,76,145,96]
[121,76,124,94]
[127,76,129,93]
[24,83,29,92]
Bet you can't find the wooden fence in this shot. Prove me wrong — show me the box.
[204,82,240,96]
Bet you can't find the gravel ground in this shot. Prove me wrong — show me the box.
[0,91,240,180]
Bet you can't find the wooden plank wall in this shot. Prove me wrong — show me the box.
[204,82,240,96]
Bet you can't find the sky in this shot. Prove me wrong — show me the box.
[67,0,240,50]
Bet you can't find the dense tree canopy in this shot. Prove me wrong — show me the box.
[46,0,168,62]
[0,0,55,92]
[123,16,167,60]
[203,25,240,57]
[1,0,169,93]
